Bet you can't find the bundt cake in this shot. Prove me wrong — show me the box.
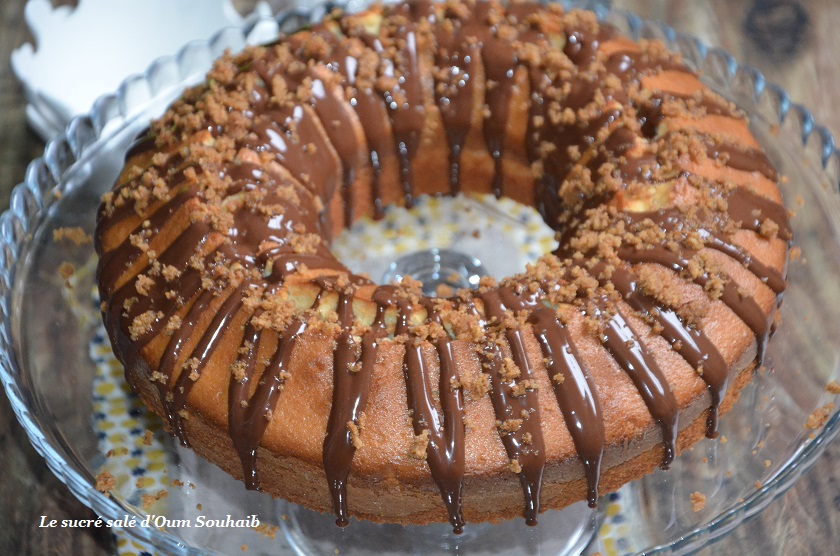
[95,0,791,532]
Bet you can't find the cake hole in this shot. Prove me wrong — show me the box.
[331,193,558,288]
[382,248,487,297]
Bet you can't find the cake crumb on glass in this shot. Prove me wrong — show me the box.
[53,226,92,245]
[690,491,706,512]
[95,471,115,493]
[141,489,169,510]
[252,523,279,539]
[805,403,835,430]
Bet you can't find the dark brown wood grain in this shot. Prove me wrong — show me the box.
[0,0,838,554]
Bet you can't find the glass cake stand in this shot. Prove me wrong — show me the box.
[2,2,840,555]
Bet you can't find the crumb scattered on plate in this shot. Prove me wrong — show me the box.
[252,523,278,539]
[95,471,115,493]
[53,226,91,245]
[58,261,75,276]
[805,403,835,430]
[690,491,706,512]
[141,489,169,510]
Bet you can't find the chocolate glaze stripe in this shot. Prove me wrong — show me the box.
[260,250,347,282]
[610,265,729,437]
[701,230,786,295]
[331,41,391,220]
[419,306,467,534]
[707,141,778,181]
[229,320,264,489]
[322,291,382,527]
[480,37,517,198]
[382,16,425,209]
[601,306,680,468]
[528,306,605,506]
[248,112,340,209]
[434,44,478,196]
[232,318,308,489]
[308,74,366,227]
[167,282,249,445]
[145,286,225,445]
[625,208,787,294]
[617,245,771,363]
[431,0,502,196]
[727,186,792,242]
[461,298,546,526]
[123,127,156,161]
[103,150,194,224]
[376,286,467,534]
[106,223,214,349]
[97,188,193,290]
[480,289,546,526]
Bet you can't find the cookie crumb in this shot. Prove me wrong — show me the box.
[347,419,363,450]
[826,381,840,394]
[690,491,706,512]
[435,283,455,298]
[410,429,430,460]
[53,226,92,245]
[252,523,279,539]
[805,403,835,430]
[58,261,77,288]
[95,471,115,493]
[141,489,169,510]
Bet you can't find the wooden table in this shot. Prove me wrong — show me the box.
[0,0,838,553]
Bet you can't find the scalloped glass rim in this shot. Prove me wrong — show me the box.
[0,2,838,555]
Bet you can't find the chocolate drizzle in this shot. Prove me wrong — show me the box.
[374,287,468,533]
[229,320,264,488]
[528,306,604,506]
[610,266,728,437]
[601,306,679,467]
[230,317,308,488]
[95,0,792,533]
[618,245,771,362]
[479,289,545,525]
[322,289,381,527]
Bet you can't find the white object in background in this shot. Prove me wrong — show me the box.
[11,0,272,140]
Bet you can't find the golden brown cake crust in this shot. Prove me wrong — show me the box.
[95,0,790,530]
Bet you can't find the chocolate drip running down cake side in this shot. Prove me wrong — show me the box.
[94,0,791,532]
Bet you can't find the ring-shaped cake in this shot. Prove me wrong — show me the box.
[95,0,791,532]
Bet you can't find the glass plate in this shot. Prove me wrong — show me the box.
[2,2,840,555]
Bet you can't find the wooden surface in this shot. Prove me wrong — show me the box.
[0,0,839,554]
